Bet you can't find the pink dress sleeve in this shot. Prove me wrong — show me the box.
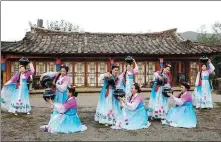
[54,97,77,113]
[132,63,138,74]
[123,95,142,111]
[5,73,19,85]
[153,71,160,81]
[25,63,35,77]
[56,76,70,92]
[118,72,125,81]
[43,72,58,78]
[171,92,191,106]
[207,63,215,74]
[171,96,185,106]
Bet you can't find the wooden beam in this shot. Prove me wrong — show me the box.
[5,55,54,59]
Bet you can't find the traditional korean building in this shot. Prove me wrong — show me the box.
[1,26,221,89]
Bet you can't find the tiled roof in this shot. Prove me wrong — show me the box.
[1,27,221,55]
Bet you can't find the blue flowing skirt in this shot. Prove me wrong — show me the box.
[48,108,87,133]
[147,82,168,119]
[95,81,125,125]
[51,89,68,117]
[193,79,213,108]
[111,103,151,130]
[1,80,31,113]
[162,102,197,128]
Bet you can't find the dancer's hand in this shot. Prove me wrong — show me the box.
[28,62,33,65]
[208,59,211,63]
[47,98,54,105]
[117,96,122,100]
[40,75,43,81]
[105,72,111,78]
[167,93,173,97]
[158,76,163,80]
[119,100,124,106]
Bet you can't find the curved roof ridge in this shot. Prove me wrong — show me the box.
[30,27,177,36]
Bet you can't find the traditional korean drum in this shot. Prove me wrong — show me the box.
[19,57,30,66]
[113,88,126,99]
[41,75,55,102]
[162,86,173,97]
[125,56,134,65]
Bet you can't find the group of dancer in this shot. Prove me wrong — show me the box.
[0,56,215,134]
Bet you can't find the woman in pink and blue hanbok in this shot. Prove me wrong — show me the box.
[162,82,197,128]
[1,62,35,115]
[147,64,171,120]
[40,64,70,116]
[111,83,151,130]
[193,59,215,109]
[95,63,125,125]
[40,85,87,133]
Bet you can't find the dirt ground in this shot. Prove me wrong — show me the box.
[1,91,221,141]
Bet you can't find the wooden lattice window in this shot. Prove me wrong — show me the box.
[98,62,107,86]
[136,62,145,85]
[74,62,85,86]
[47,62,56,72]
[11,62,19,77]
[190,62,198,86]
[87,62,96,86]
[36,62,46,76]
[146,62,156,86]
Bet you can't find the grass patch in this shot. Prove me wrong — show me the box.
[127,130,138,136]
[92,123,109,128]
[198,108,210,112]
[214,102,221,107]
[2,112,33,119]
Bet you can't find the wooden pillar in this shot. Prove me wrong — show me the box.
[84,62,88,87]
[45,62,47,73]
[2,57,6,84]
[178,62,182,73]
[72,62,75,85]
[144,62,147,86]
[187,61,191,85]
[96,62,98,87]
[198,61,201,72]
[107,62,110,73]
[5,61,11,84]
[133,62,136,82]
[122,62,125,72]
[155,61,160,71]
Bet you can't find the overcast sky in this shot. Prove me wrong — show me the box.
[1,1,221,41]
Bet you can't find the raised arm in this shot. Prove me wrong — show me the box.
[195,72,200,86]
[5,73,19,85]
[52,97,77,113]
[25,62,35,77]
[207,61,215,74]
[99,72,110,81]
[132,59,138,74]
